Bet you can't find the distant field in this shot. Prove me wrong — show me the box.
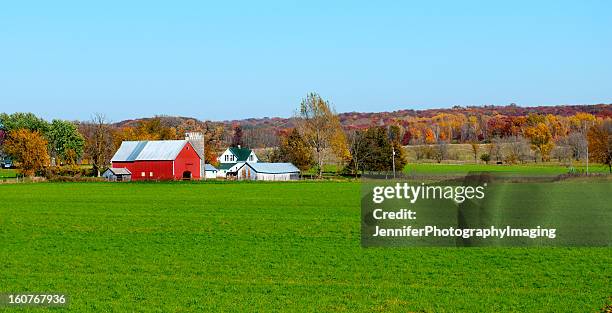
[403,162,610,175]
[308,162,610,177]
[1,181,610,312]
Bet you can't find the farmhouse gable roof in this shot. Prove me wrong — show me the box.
[217,162,237,170]
[228,147,253,162]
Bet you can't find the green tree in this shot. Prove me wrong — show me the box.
[480,153,491,164]
[0,112,49,133]
[360,127,406,173]
[47,119,85,165]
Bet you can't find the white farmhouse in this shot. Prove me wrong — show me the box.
[215,146,300,180]
[216,146,258,178]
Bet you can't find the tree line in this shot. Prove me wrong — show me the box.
[1,97,611,178]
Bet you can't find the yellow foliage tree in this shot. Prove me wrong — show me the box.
[569,112,596,130]
[296,92,347,178]
[524,123,553,162]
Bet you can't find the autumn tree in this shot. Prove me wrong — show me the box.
[271,128,313,171]
[551,138,572,163]
[545,114,567,138]
[569,112,596,131]
[346,129,374,175]
[295,92,348,178]
[587,121,612,173]
[0,130,6,160]
[432,140,448,163]
[231,124,244,147]
[524,123,554,162]
[469,141,479,163]
[203,122,224,165]
[119,117,179,141]
[488,139,503,162]
[47,119,85,165]
[330,125,351,171]
[4,129,50,176]
[80,114,115,176]
[567,131,587,160]
[504,135,531,163]
[1,113,49,167]
[424,127,436,144]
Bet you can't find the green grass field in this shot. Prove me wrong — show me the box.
[1,181,610,312]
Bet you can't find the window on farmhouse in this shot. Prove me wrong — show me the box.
[141,172,145,177]
[149,172,153,177]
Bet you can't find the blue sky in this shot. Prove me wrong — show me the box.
[1,0,610,122]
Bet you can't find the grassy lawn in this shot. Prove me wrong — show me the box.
[403,162,610,175]
[0,169,17,179]
[0,181,610,312]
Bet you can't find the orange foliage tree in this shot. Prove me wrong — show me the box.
[4,129,50,176]
[587,122,612,173]
[424,128,436,144]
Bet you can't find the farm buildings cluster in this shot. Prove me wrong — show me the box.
[103,132,299,181]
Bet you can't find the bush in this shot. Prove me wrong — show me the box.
[44,166,94,179]
[480,153,491,164]
[47,176,105,182]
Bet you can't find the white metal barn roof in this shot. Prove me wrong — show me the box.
[245,162,300,174]
[205,164,218,171]
[105,167,132,175]
[111,140,191,162]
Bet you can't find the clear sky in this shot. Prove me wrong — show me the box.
[1,0,610,122]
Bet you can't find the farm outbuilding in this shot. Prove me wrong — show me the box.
[110,140,201,180]
[204,164,218,179]
[235,162,300,181]
[102,167,132,182]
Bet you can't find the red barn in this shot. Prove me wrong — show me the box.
[110,140,201,180]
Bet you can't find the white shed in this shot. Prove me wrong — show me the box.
[236,162,300,181]
[102,167,132,182]
[204,164,218,179]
